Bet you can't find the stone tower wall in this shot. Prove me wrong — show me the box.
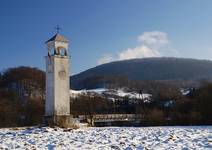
[45,55,70,116]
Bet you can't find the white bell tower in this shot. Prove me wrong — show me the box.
[45,31,73,127]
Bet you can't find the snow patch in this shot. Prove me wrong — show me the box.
[70,88,151,102]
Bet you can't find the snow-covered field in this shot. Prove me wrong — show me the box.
[0,126,211,150]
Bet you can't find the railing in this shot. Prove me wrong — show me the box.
[79,114,144,123]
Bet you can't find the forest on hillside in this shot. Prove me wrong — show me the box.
[0,66,211,127]
[71,57,212,90]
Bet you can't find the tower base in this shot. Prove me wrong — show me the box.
[44,115,74,128]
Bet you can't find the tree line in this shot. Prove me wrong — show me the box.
[71,76,212,126]
[0,66,45,127]
[0,66,211,127]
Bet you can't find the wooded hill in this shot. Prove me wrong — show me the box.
[71,57,212,90]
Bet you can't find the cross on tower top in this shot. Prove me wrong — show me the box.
[55,25,62,34]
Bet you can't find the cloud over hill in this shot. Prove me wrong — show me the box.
[98,31,178,65]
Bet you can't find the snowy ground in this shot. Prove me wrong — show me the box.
[0,126,211,150]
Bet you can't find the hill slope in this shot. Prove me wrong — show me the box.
[71,57,212,90]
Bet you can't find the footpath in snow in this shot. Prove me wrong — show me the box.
[0,126,211,150]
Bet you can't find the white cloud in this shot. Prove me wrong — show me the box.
[97,54,114,65]
[97,31,178,64]
[138,31,169,48]
[118,45,161,60]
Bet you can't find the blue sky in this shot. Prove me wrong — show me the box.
[0,0,212,75]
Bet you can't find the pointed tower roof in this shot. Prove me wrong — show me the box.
[45,33,68,43]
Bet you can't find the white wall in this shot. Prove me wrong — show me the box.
[45,55,70,116]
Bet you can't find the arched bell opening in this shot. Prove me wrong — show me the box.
[57,46,68,56]
[48,48,59,56]
[48,48,54,56]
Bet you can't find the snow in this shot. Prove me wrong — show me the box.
[0,126,211,149]
[70,88,151,102]
[70,88,107,96]
[115,89,151,100]
[181,89,190,96]
[87,88,107,94]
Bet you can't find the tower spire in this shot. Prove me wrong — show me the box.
[55,25,62,34]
